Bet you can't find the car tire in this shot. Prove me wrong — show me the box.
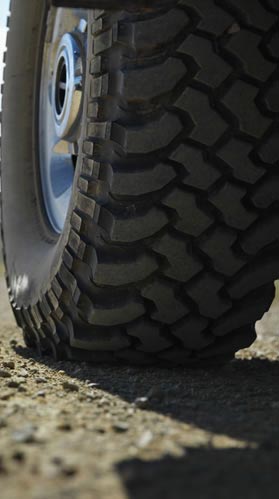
[1,0,279,364]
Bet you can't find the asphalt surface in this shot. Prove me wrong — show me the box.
[0,275,279,499]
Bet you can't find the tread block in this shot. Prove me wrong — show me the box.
[217,139,264,184]
[209,182,257,230]
[163,188,213,236]
[78,293,145,326]
[47,289,59,312]
[257,130,279,164]
[197,327,256,359]
[199,227,245,276]
[212,285,275,337]
[179,34,231,88]
[266,32,279,60]
[264,0,279,13]
[251,176,279,209]
[142,280,189,324]
[187,272,231,319]
[127,319,172,353]
[180,0,233,35]
[172,315,213,350]
[52,278,63,300]
[228,258,279,299]
[77,192,100,220]
[223,0,275,31]
[68,229,82,255]
[175,88,227,145]
[69,327,131,351]
[123,58,186,100]
[58,264,77,296]
[93,27,113,56]
[124,113,182,154]
[264,81,279,113]
[131,8,189,51]
[225,30,275,82]
[81,158,100,179]
[90,73,109,97]
[170,144,220,189]
[79,177,110,206]
[71,211,82,233]
[111,162,176,196]
[104,206,169,243]
[29,305,43,330]
[222,80,271,138]
[240,214,279,255]
[94,252,158,286]
[63,248,73,270]
[152,232,202,282]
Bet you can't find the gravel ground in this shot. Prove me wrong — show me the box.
[0,275,279,499]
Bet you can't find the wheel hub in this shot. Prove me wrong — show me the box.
[39,10,86,234]
[53,33,83,139]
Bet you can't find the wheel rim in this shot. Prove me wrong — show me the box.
[39,9,87,234]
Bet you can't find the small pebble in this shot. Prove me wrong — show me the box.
[36,391,46,398]
[57,421,72,432]
[7,380,20,389]
[29,368,38,374]
[18,386,27,393]
[18,369,28,378]
[137,430,154,448]
[12,425,37,444]
[112,422,129,433]
[3,361,15,369]
[78,393,87,402]
[12,450,25,462]
[13,377,26,384]
[85,392,97,401]
[30,464,39,475]
[0,418,7,429]
[0,456,7,474]
[95,426,106,434]
[1,391,13,400]
[0,369,12,379]
[62,464,78,477]
[127,407,135,416]
[35,377,47,384]
[62,381,79,392]
[51,456,63,466]
[98,397,110,406]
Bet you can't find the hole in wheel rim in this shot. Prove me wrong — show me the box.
[55,56,68,116]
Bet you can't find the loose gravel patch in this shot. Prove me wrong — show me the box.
[0,277,279,498]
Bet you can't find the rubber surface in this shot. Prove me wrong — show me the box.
[52,1,170,9]
[1,0,279,364]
